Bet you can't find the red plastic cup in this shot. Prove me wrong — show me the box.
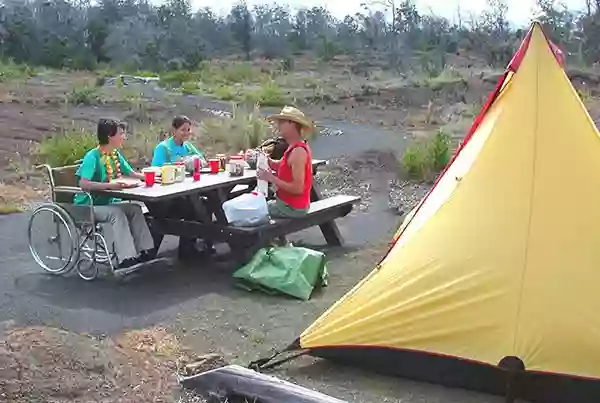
[193,170,200,182]
[193,157,200,173]
[209,159,220,174]
[143,170,156,187]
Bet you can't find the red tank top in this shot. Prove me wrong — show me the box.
[276,142,312,209]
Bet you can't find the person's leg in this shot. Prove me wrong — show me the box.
[173,196,215,258]
[118,203,155,260]
[267,199,308,246]
[93,205,139,268]
[268,198,308,218]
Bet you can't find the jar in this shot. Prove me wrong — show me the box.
[228,155,245,177]
[216,154,227,171]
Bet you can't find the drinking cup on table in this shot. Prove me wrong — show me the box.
[209,159,220,174]
[193,170,201,181]
[142,168,156,187]
[193,156,200,173]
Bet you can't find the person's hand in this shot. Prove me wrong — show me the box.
[111,181,139,189]
[257,168,275,182]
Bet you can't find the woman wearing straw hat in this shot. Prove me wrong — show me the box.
[257,106,314,218]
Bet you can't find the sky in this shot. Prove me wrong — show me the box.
[189,0,588,27]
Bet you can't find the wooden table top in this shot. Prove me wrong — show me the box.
[95,159,327,203]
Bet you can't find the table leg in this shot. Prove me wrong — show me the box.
[144,201,167,255]
[204,188,229,225]
[310,184,345,246]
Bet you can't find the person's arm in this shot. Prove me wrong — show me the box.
[186,142,208,166]
[78,152,121,191]
[119,152,144,181]
[270,148,307,195]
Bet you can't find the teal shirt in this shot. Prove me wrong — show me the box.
[151,137,205,167]
[73,148,134,206]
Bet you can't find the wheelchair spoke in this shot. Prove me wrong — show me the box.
[28,203,80,275]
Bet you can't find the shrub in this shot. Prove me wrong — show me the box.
[401,129,452,181]
[212,85,236,101]
[199,103,272,153]
[0,60,36,83]
[36,124,97,167]
[181,81,199,95]
[244,80,288,107]
[122,124,166,167]
[68,85,100,105]
[159,70,198,89]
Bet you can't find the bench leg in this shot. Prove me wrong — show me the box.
[310,184,345,246]
[228,237,261,266]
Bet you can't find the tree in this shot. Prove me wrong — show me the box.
[229,1,253,60]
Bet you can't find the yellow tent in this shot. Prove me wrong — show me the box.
[289,22,600,402]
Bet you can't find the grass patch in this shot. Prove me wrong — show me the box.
[412,68,466,90]
[0,59,36,82]
[36,124,97,167]
[0,204,23,214]
[401,129,452,181]
[199,103,273,153]
[0,183,40,214]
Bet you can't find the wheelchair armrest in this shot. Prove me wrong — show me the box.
[53,186,97,227]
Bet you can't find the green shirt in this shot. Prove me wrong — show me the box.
[73,148,134,206]
[151,137,205,167]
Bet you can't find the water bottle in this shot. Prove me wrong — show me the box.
[256,152,269,196]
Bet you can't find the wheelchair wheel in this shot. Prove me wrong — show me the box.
[28,202,80,275]
[78,231,114,281]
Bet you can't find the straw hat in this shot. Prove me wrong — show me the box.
[267,106,314,132]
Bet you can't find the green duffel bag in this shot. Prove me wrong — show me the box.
[232,246,328,300]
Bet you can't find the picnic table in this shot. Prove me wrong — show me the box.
[94,159,359,263]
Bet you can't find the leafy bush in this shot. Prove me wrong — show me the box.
[212,85,236,101]
[401,129,452,181]
[68,85,101,105]
[159,70,199,88]
[0,60,36,83]
[244,80,288,106]
[181,81,199,95]
[199,103,272,153]
[122,124,166,167]
[36,125,97,167]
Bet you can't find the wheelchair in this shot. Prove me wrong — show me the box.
[27,163,118,281]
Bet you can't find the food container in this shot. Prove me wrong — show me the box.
[245,149,258,170]
[216,154,227,171]
[161,165,176,184]
[173,163,186,182]
[228,155,245,177]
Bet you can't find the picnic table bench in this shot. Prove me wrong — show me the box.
[95,159,360,263]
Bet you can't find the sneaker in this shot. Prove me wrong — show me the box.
[138,249,156,262]
[118,257,139,270]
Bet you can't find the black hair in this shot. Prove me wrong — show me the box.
[172,115,191,130]
[97,118,126,145]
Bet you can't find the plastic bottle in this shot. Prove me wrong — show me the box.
[256,152,269,196]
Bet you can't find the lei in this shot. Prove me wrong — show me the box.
[98,147,122,181]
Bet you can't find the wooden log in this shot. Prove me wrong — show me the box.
[180,364,348,403]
